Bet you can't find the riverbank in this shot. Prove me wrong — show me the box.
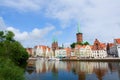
[28,57,120,62]
[61,58,120,62]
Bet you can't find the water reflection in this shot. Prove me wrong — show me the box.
[25,60,120,80]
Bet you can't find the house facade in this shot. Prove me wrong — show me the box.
[74,45,92,58]
[33,45,51,57]
[92,39,107,58]
[110,39,120,57]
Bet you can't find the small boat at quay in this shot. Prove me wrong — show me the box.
[48,58,60,61]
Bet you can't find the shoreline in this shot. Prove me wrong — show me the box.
[61,58,120,62]
[28,57,120,62]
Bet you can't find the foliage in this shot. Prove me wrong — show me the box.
[70,42,77,48]
[70,41,90,48]
[0,58,25,80]
[0,31,29,66]
[84,41,90,45]
[0,30,29,80]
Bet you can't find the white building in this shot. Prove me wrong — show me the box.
[75,45,93,58]
[91,39,107,58]
[110,39,120,57]
[26,48,34,56]
[34,45,51,57]
[55,49,67,58]
[74,39,107,58]
[92,50,107,58]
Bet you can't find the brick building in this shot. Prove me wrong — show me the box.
[76,24,83,43]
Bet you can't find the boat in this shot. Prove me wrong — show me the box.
[48,58,60,61]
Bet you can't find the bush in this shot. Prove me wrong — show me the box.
[0,58,25,80]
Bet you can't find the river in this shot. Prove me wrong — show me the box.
[25,59,120,80]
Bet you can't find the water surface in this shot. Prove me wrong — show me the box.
[25,59,120,80]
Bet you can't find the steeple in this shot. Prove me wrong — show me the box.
[76,23,83,43]
[52,36,59,57]
[52,36,57,43]
[77,23,80,33]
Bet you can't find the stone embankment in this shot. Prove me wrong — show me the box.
[61,58,120,62]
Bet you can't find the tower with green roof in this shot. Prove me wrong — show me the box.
[76,23,83,43]
[52,36,58,57]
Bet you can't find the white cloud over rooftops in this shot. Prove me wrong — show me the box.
[0,17,55,47]
[0,0,120,45]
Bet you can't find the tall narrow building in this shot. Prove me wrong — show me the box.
[76,23,83,43]
[52,37,58,56]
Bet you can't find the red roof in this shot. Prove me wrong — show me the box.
[109,43,114,47]
[34,45,50,51]
[92,39,106,50]
[26,48,33,55]
[115,38,120,44]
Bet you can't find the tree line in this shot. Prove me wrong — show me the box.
[70,41,90,48]
[0,31,29,80]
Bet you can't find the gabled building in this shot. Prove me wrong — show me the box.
[52,37,59,57]
[26,48,34,56]
[110,38,120,57]
[106,43,114,56]
[76,24,83,43]
[55,47,71,58]
[74,45,92,58]
[55,49,67,58]
[92,39,107,58]
[34,45,51,57]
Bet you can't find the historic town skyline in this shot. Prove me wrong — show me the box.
[0,0,120,47]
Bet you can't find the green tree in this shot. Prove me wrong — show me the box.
[5,31,15,41]
[0,30,29,80]
[77,42,84,45]
[70,41,90,48]
[0,31,5,42]
[70,42,76,48]
[83,41,89,45]
[9,41,29,66]
[0,58,25,80]
[0,31,29,66]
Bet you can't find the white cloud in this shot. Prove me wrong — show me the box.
[0,0,45,12]
[8,26,55,47]
[7,26,55,45]
[0,17,6,31]
[1,0,120,44]
[7,27,29,41]
[0,16,55,47]
[45,0,120,43]
[53,31,63,36]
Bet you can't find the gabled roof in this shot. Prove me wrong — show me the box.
[34,45,50,51]
[100,43,106,49]
[26,48,33,54]
[109,43,114,47]
[115,38,120,44]
[92,39,106,50]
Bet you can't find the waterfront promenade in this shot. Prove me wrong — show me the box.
[28,57,120,62]
[61,57,120,61]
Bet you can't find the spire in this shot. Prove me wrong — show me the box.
[52,36,55,43]
[77,23,80,33]
[62,43,64,48]
[52,36,58,43]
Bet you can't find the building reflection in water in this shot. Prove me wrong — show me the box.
[26,60,120,80]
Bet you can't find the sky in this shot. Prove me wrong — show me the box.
[0,0,120,48]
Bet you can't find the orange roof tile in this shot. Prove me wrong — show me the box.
[109,43,114,47]
[115,38,120,44]
[26,48,33,55]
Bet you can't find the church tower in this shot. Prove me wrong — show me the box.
[76,23,83,43]
[52,37,58,56]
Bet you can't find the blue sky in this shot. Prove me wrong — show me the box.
[0,0,120,48]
